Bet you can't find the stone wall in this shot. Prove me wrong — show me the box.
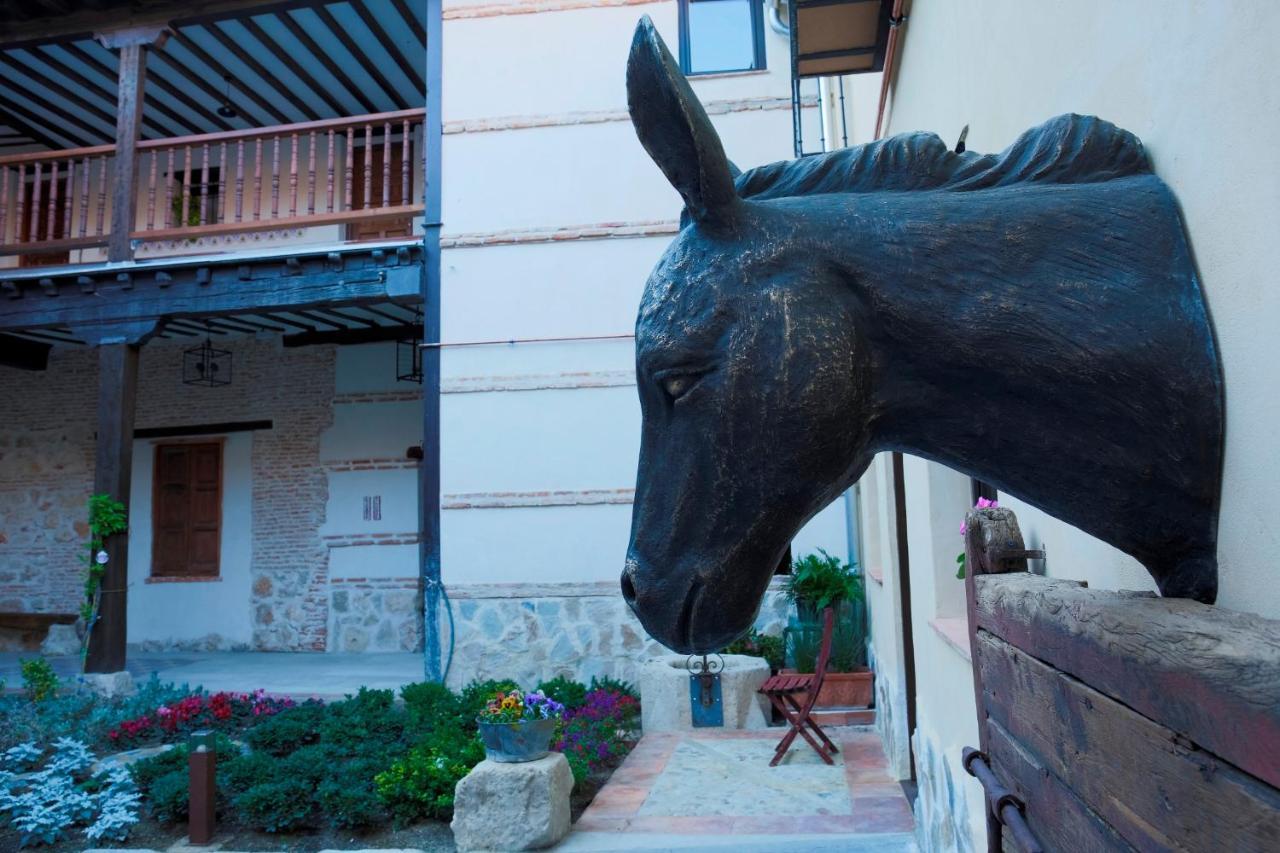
[912,730,980,853]
[441,580,791,690]
[0,338,335,651]
[869,641,913,781]
[330,576,422,652]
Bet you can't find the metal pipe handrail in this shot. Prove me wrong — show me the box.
[962,748,1044,853]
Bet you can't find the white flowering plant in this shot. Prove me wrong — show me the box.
[0,738,140,847]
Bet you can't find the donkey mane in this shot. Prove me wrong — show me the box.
[735,114,1152,203]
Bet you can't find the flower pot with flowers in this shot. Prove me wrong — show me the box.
[476,689,566,763]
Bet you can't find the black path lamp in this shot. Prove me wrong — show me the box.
[183,337,232,387]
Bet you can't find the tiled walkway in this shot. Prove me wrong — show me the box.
[558,727,917,851]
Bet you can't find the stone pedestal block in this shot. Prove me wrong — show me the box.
[41,623,80,656]
[451,753,573,851]
[78,670,135,698]
[640,654,771,732]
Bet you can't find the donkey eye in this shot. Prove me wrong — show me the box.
[662,375,696,400]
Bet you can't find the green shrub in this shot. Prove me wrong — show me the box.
[401,681,463,733]
[588,675,639,701]
[316,757,390,829]
[458,679,519,725]
[278,744,330,786]
[235,779,315,833]
[218,751,280,796]
[374,728,484,823]
[723,630,785,672]
[318,688,404,758]
[20,657,58,701]
[564,751,590,786]
[535,676,587,710]
[146,770,191,823]
[243,701,324,757]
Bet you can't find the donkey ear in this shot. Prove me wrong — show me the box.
[627,16,739,224]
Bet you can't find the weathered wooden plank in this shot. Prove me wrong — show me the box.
[108,42,147,262]
[985,718,1134,853]
[84,342,138,673]
[974,573,1280,790]
[979,630,1280,851]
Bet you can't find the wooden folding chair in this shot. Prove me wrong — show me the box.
[759,606,840,766]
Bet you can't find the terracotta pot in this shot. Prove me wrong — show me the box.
[780,667,874,708]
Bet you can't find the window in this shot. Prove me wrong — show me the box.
[152,442,223,578]
[679,0,767,76]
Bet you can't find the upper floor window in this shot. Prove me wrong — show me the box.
[679,0,767,76]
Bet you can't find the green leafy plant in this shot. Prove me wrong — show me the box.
[242,701,324,757]
[400,681,464,734]
[535,676,587,710]
[80,494,128,668]
[786,549,864,615]
[20,657,59,702]
[785,600,868,673]
[374,727,484,824]
[587,675,639,701]
[234,779,315,833]
[459,679,519,724]
[723,630,785,672]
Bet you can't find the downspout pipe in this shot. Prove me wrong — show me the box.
[874,0,907,139]
[766,0,789,36]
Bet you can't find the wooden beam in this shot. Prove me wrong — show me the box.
[313,4,404,108]
[351,0,424,96]
[0,51,119,139]
[275,9,378,115]
[0,94,92,148]
[201,20,321,122]
[282,322,415,348]
[167,29,290,125]
[104,37,147,261]
[0,332,50,370]
[84,341,138,673]
[390,0,425,46]
[238,16,347,118]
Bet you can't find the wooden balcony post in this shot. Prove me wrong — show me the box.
[97,27,168,262]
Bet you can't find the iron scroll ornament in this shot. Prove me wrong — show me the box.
[619,17,1224,655]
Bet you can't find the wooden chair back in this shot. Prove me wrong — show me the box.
[804,606,837,712]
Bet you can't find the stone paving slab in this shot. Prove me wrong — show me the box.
[564,727,915,849]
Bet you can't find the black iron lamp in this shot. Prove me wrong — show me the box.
[183,338,232,387]
[217,76,238,119]
[397,309,423,384]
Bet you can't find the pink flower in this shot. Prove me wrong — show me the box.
[976,497,999,509]
[959,521,967,536]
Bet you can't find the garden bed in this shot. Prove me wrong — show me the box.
[0,661,640,850]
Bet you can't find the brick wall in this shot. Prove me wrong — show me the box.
[0,337,336,650]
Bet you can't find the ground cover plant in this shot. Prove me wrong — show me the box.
[0,670,642,847]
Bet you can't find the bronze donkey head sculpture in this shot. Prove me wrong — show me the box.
[620,18,1224,653]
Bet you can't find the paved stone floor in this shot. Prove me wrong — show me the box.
[557,727,917,851]
[0,651,424,699]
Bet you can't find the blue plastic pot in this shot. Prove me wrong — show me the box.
[477,718,559,763]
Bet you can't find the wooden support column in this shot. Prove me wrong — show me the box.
[98,27,167,263]
[77,320,153,674]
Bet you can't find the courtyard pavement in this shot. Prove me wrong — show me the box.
[557,726,917,851]
[0,650,425,699]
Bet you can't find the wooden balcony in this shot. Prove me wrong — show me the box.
[0,108,425,264]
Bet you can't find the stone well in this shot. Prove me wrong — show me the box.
[639,654,771,732]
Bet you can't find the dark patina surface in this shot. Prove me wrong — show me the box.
[620,17,1224,654]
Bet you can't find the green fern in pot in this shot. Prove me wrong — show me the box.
[785,549,863,623]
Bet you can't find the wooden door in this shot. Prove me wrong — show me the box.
[347,140,412,241]
[152,442,222,578]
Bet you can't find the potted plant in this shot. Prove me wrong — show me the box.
[476,689,566,763]
[783,550,872,708]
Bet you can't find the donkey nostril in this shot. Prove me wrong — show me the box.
[620,571,637,606]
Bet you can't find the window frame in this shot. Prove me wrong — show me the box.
[678,0,768,77]
[150,440,224,580]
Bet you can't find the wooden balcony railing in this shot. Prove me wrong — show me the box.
[0,109,425,259]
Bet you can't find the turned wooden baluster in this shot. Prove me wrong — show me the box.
[271,135,281,219]
[181,145,193,228]
[253,137,263,221]
[382,121,391,208]
[289,132,299,217]
[31,162,43,242]
[218,142,228,226]
[163,149,174,229]
[63,159,74,239]
[79,157,90,237]
[344,126,354,211]
[0,166,8,244]
[401,119,411,206]
[47,161,59,240]
[200,142,211,226]
[326,128,335,212]
[146,149,158,230]
[95,155,107,236]
[307,131,316,215]
[15,164,26,243]
[363,123,372,209]
[235,139,245,223]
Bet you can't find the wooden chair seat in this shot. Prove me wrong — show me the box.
[758,607,839,766]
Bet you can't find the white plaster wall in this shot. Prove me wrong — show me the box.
[126,432,254,647]
[883,0,1280,619]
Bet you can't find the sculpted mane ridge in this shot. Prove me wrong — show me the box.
[734,114,1152,203]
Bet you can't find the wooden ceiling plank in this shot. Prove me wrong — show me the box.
[351,0,423,96]
[274,8,376,114]
[239,16,346,118]
[0,102,68,149]
[167,29,290,125]
[202,20,321,122]
[32,45,193,137]
[312,4,403,109]
[0,97,92,147]
[390,0,425,47]
[0,50,119,134]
